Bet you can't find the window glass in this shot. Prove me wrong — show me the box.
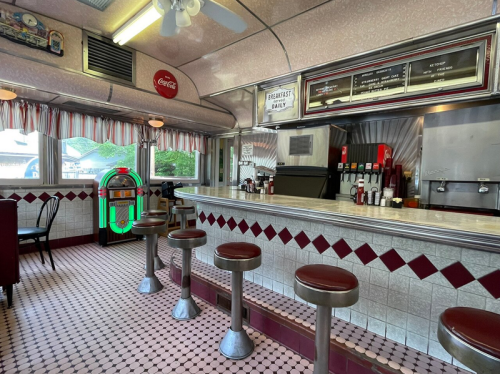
[151,149,198,179]
[0,129,40,179]
[61,138,136,180]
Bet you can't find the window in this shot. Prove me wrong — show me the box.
[0,129,42,183]
[60,137,137,181]
[151,149,199,181]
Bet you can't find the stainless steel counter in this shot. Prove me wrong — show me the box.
[176,186,500,252]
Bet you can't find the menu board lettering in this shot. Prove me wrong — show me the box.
[408,47,479,91]
[352,64,406,100]
[308,76,351,108]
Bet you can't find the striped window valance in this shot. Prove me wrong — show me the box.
[0,100,207,154]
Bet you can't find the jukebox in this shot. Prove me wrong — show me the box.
[93,167,144,246]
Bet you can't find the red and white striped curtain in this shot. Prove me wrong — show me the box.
[0,100,207,154]
[157,128,207,154]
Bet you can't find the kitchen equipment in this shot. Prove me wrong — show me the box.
[421,104,500,212]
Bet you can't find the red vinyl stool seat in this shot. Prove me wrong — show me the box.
[141,209,168,218]
[295,264,359,374]
[438,307,500,374]
[167,228,207,321]
[214,242,262,360]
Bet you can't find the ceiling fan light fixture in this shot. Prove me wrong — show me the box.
[175,9,191,27]
[186,0,201,16]
[148,117,164,127]
[0,87,17,101]
[112,3,161,45]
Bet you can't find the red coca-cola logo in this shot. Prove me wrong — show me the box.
[153,70,178,99]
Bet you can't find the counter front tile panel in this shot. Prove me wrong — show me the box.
[195,202,500,366]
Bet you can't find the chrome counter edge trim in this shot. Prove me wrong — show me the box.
[175,191,500,253]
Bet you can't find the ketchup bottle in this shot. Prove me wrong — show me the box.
[269,176,274,195]
[356,179,365,205]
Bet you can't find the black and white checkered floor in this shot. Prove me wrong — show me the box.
[0,239,314,374]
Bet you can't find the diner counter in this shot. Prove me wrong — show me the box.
[176,186,500,252]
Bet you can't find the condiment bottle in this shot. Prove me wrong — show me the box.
[356,179,365,205]
[269,176,274,195]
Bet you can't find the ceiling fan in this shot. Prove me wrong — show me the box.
[153,0,247,36]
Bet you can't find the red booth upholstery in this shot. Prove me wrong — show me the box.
[0,199,20,308]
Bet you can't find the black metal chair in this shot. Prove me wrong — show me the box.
[18,196,60,270]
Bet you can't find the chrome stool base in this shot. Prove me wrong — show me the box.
[219,328,254,360]
[153,255,166,270]
[171,296,201,320]
[137,275,163,294]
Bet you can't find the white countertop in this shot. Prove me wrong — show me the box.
[176,187,500,249]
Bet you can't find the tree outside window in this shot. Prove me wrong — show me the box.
[152,149,197,178]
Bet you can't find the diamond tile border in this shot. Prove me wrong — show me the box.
[6,190,93,203]
[199,210,500,299]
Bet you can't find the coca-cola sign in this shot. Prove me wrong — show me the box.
[153,70,178,99]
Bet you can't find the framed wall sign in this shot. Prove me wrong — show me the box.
[153,70,178,99]
[257,81,299,125]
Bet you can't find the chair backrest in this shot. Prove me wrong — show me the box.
[36,196,60,233]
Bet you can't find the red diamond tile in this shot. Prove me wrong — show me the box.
[312,235,330,254]
[149,190,154,196]
[89,191,94,199]
[441,262,475,289]
[38,192,50,202]
[199,211,207,223]
[54,192,64,200]
[478,270,500,299]
[407,255,438,280]
[23,192,37,204]
[295,231,311,249]
[355,243,378,265]
[8,193,22,202]
[238,219,249,234]
[380,249,406,272]
[217,215,226,228]
[278,228,293,245]
[65,191,77,201]
[154,190,161,196]
[227,217,237,231]
[78,191,88,200]
[207,213,216,226]
[0,194,4,199]
[264,225,277,241]
[332,239,352,259]
[251,222,263,237]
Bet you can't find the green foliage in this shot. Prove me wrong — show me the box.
[65,137,97,154]
[65,138,136,169]
[154,149,196,177]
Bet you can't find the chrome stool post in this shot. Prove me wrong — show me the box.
[294,264,359,374]
[141,210,168,270]
[172,205,195,230]
[168,229,207,320]
[214,242,262,360]
[132,218,166,294]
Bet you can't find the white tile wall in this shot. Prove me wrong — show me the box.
[195,202,500,362]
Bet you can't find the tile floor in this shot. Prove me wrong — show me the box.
[172,250,474,374]
[0,238,314,374]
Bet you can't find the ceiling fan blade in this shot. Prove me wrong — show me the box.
[158,0,178,37]
[200,0,247,33]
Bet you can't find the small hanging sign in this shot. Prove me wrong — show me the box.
[153,70,179,99]
[265,87,295,113]
[0,9,64,56]
[241,144,254,157]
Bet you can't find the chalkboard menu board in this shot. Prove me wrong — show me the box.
[408,47,479,91]
[308,76,351,107]
[352,63,406,100]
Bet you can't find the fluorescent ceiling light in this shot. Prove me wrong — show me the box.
[0,87,17,100]
[113,3,161,45]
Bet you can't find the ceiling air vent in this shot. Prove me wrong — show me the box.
[61,101,122,115]
[76,0,115,11]
[83,31,135,85]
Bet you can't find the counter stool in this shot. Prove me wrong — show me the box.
[214,242,262,360]
[295,264,359,374]
[171,205,195,230]
[167,229,207,320]
[132,218,167,294]
[438,307,500,374]
[141,210,168,270]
